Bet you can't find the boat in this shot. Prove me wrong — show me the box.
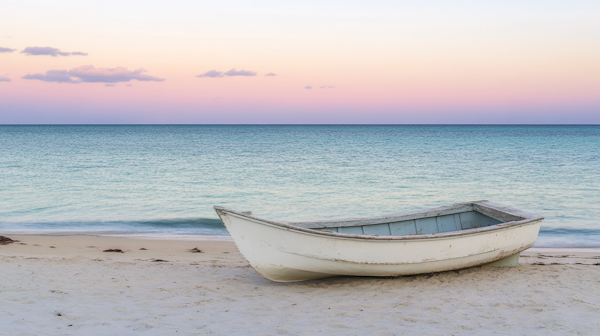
[214,201,543,282]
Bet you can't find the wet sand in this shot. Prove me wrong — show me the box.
[2,235,600,335]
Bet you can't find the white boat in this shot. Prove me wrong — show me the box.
[214,201,543,282]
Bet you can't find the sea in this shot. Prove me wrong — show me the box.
[1,125,599,247]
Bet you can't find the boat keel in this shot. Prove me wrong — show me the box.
[483,253,520,267]
[254,265,335,282]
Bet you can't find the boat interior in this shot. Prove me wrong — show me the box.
[216,201,537,237]
[308,209,507,236]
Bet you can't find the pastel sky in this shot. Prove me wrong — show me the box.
[1,0,599,124]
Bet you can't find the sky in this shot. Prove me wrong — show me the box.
[1,0,599,124]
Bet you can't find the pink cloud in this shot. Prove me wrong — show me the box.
[22,70,78,83]
[22,65,165,83]
[21,46,87,57]
[196,68,259,77]
[0,47,16,53]
[69,65,164,83]
[196,70,224,78]
[223,68,256,76]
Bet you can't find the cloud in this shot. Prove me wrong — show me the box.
[224,68,257,76]
[196,70,224,78]
[196,68,258,78]
[105,84,115,87]
[22,70,79,83]
[304,86,312,89]
[265,73,277,76]
[22,65,165,83]
[68,65,164,83]
[320,85,334,89]
[21,46,88,57]
[0,75,10,82]
[126,84,133,87]
[0,47,15,53]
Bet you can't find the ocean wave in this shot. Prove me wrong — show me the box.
[0,217,228,235]
[2,219,599,247]
[534,227,600,248]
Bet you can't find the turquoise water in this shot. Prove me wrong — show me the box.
[1,125,599,247]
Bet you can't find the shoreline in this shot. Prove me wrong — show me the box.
[2,231,598,248]
[0,231,231,240]
[2,234,600,265]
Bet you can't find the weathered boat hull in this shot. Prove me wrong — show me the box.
[215,201,542,282]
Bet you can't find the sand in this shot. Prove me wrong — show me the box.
[2,235,600,335]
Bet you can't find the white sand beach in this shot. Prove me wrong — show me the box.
[2,235,600,335]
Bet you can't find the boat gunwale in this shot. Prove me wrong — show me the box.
[214,201,544,241]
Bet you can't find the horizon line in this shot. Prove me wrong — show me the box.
[1,124,599,126]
